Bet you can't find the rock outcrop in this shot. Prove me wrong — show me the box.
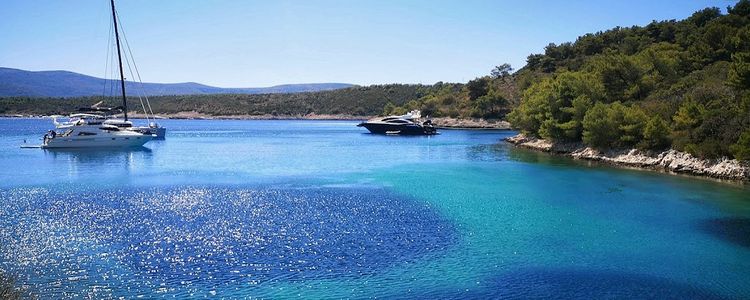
[505,134,749,181]
[433,117,511,129]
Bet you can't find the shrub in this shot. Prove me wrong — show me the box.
[582,102,648,149]
[639,116,672,150]
[731,130,750,161]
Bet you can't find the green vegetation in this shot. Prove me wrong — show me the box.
[732,130,750,160]
[383,68,518,119]
[2,2,749,161]
[1,76,517,120]
[507,0,750,160]
[0,84,438,117]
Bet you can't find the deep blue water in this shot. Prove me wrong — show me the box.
[0,118,749,299]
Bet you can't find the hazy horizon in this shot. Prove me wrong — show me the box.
[0,66,356,88]
[0,0,725,87]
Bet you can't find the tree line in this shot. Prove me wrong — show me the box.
[506,1,750,160]
[382,63,518,119]
[0,84,438,117]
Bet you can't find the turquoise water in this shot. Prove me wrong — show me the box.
[0,118,749,299]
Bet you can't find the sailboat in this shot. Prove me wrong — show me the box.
[42,0,157,148]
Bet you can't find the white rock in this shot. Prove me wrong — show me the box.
[504,134,748,181]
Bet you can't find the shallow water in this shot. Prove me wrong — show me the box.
[0,118,748,298]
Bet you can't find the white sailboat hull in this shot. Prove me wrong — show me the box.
[43,134,153,148]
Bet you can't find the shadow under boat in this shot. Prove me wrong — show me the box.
[43,145,152,152]
[44,146,152,154]
[43,146,153,161]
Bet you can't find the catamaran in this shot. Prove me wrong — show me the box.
[41,0,161,148]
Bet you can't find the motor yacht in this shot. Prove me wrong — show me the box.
[56,110,166,139]
[357,110,438,135]
[43,115,153,148]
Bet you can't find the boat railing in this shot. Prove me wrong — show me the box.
[60,129,74,137]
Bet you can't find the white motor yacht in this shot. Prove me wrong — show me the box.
[357,110,438,135]
[56,109,166,139]
[101,118,165,139]
[42,115,153,148]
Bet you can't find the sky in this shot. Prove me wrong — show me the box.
[0,0,736,87]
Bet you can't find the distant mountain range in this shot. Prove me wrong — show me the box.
[0,67,354,97]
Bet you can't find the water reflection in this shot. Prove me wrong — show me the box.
[506,146,568,165]
[466,143,508,161]
[44,147,152,162]
[42,147,153,178]
[0,185,458,298]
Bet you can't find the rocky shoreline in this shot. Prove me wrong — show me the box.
[432,117,511,129]
[505,134,749,182]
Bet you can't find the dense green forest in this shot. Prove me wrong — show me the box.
[502,1,750,160]
[382,65,519,119]
[0,84,440,117]
[386,1,750,161]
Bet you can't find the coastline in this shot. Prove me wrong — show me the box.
[505,134,749,182]
[0,113,512,129]
[432,117,511,130]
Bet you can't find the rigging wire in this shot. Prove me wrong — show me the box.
[107,8,115,102]
[102,17,113,98]
[108,19,118,104]
[111,32,118,105]
[109,9,124,118]
[116,10,156,120]
[119,38,150,123]
[119,42,150,123]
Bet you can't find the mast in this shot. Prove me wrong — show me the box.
[110,0,128,121]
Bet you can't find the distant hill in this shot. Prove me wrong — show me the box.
[0,67,354,97]
[0,84,437,117]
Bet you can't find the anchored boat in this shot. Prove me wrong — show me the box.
[40,0,160,148]
[42,114,152,148]
[62,102,166,139]
[357,110,438,135]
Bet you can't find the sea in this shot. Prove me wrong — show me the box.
[0,118,748,299]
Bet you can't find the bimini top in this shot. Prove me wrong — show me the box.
[377,117,417,124]
[361,110,425,125]
[53,113,105,128]
[396,110,421,120]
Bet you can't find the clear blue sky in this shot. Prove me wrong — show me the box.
[0,0,734,87]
